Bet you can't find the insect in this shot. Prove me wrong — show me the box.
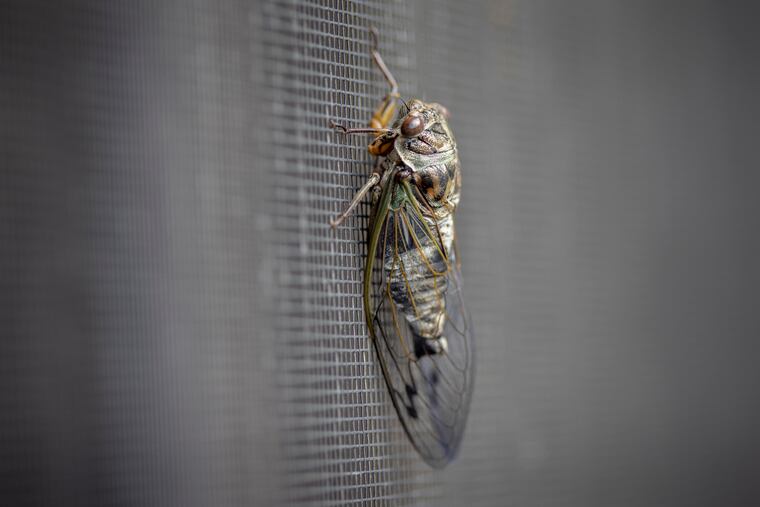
[329,28,474,468]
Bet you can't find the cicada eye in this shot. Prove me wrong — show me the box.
[401,113,425,137]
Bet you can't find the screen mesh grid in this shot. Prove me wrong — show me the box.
[260,1,434,505]
[3,1,760,507]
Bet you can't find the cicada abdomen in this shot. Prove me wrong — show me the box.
[330,29,474,468]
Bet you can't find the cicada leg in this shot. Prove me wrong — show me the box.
[329,27,401,228]
[329,170,381,228]
[328,26,401,136]
[368,26,400,131]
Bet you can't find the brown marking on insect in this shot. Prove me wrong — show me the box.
[425,176,441,200]
[418,130,448,150]
[369,132,398,156]
[405,138,436,155]
[415,165,449,202]
[370,96,398,130]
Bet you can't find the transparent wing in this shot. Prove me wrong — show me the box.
[364,177,474,468]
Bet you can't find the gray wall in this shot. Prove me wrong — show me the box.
[2,1,759,506]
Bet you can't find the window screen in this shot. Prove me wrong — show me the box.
[3,1,760,506]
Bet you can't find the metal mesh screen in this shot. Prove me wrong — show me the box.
[3,1,760,506]
[259,1,433,504]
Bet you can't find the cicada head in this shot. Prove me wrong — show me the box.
[393,99,457,171]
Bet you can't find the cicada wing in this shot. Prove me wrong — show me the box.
[365,178,474,468]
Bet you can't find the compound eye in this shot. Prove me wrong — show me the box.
[401,113,424,137]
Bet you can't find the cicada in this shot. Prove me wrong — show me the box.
[329,28,474,468]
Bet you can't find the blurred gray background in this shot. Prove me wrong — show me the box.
[2,1,760,506]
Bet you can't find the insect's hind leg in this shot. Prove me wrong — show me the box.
[368,26,400,130]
